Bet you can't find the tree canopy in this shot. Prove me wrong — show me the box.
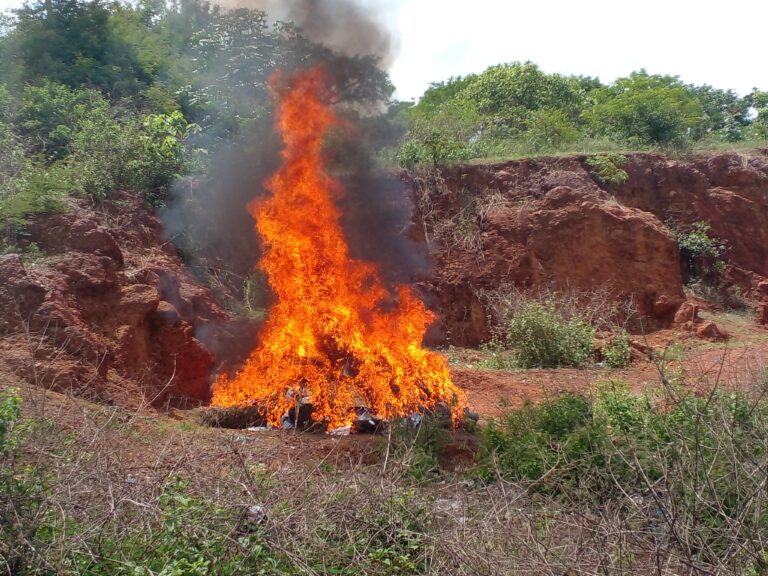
[394,61,765,167]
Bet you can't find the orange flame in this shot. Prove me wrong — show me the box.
[211,68,465,429]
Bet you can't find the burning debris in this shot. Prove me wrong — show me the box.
[211,67,466,429]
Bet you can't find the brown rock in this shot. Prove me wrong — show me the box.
[419,182,684,344]
[117,284,160,322]
[150,321,213,404]
[757,281,768,298]
[28,215,123,265]
[674,301,700,324]
[153,301,182,325]
[654,295,681,319]
[63,254,120,295]
[696,320,728,340]
[757,303,768,326]
[0,255,47,332]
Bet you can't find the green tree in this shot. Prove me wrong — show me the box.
[750,90,768,139]
[587,70,706,147]
[10,0,150,98]
[689,84,751,141]
[457,62,587,129]
[14,81,109,160]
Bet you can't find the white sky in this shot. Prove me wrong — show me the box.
[2,0,766,101]
[389,0,768,101]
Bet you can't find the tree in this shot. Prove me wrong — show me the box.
[14,81,109,160]
[749,90,768,139]
[587,70,706,147]
[457,62,587,129]
[688,85,751,141]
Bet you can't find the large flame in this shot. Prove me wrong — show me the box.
[211,68,465,429]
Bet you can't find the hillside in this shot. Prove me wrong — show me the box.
[3,149,768,574]
[2,149,767,414]
[2,0,768,572]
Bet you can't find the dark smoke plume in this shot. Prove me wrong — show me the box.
[224,0,399,68]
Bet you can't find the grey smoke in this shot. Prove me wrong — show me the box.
[223,0,399,68]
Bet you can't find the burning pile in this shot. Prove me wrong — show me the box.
[211,68,465,429]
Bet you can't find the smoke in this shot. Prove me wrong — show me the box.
[221,0,399,69]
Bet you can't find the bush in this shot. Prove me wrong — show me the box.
[0,389,49,575]
[14,82,109,160]
[505,300,595,368]
[674,220,726,282]
[481,394,607,489]
[69,109,197,206]
[523,108,581,151]
[586,71,706,147]
[602,329,632,368]
[585,153,628,185]
[72,476,283,575]
[480,381,768,569]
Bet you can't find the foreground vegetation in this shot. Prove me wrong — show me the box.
[3,357,768,575]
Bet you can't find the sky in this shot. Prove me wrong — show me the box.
[388,0,768,101]
[2,0,766,102]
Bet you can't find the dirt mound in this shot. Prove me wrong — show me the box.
[407,150,768,345]
[0,192,245,408]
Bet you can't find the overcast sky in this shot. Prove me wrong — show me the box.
[2,0,766,101]
[389,0,767,101]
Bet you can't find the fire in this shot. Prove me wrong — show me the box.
[211,68,465,429]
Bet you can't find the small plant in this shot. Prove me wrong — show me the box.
[602,329,632,368]
[594,380,645,432]
[585,153,629,185]
[674,221,726,282]
[387,413,446,480]
[476,339,518,370]
[481,393,608,491]
[505,300,595,368]
[0,389,49,576]
[480,380,768,569]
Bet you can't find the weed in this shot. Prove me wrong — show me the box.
[479,379,768,570]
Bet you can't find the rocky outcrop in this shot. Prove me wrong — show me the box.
[407,149,768,345]
[609,151,768,283]
[0,193,229,408]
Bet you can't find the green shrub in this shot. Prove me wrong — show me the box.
[69,109,197,206]
[524,108,581,151]
[674,221,726,282]
[505,301,595,368]
[1,161,68,227]
[602,329,632,368]
[126,111,200,206]
[585,153,628,185]
[14,82,109,160]
[593,380,645,432]
[396,132,473,168]
[68,476,283,575]
[480,382,768,566]
[481,394,609,490]
[0,389,49,576]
